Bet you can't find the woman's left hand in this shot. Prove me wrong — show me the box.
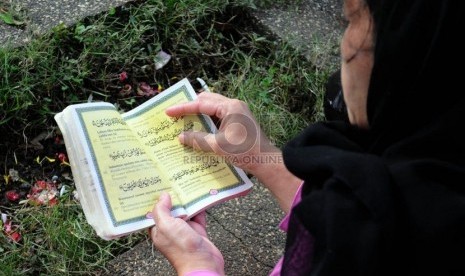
[149,192,225,276]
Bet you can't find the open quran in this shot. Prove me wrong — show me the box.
[54,78,252,240]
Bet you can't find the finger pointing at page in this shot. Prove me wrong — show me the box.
[165,93,219,117]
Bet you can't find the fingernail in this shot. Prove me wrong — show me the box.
[159,191,169,200]
[146,212,154,219]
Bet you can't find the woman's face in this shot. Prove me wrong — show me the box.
[340,0,374,129]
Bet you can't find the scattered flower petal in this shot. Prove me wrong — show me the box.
[57,153,67,163]
[119,84,132,96]
[59,185,67,197]
[1,214,21,243]
[4,220,12,233]
[18,199,29,205]
[154,50,171,70]
[119,71,128,82]
[38,180,47,189]
[27,180,59,206]
[45,156,56,163]
[137,82,159,96]
[5,190,20,202]
[8,231,21,243]
[35,156,57,165]
[73,190,80,202]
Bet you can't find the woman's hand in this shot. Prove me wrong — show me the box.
[165,92,279,174]
[166,92,302,213]
[149,192,224,276]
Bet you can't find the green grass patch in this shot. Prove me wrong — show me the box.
[1,201,142,275]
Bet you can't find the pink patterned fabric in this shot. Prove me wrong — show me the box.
[183,270,221,276]
[269,182,305,276]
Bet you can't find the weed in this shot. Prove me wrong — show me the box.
[1,201,142,274]
[0,0,28,27]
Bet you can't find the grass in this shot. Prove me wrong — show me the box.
[0,0,28,27]
[0,0,335,274]
[1,204,142,275]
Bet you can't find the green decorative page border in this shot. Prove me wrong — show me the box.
[74,105,135,226]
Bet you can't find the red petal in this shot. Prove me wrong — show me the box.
[9,231,21,242]
[57,153,67,163]
[48,197,58,206]
[36,180,47,189]
[4,220,12,232]
[119,71,128,82]
[5,190,20,202]
[119,84,132,96]
[137,82,157,96]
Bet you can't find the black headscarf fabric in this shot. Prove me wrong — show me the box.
[281,0,465,275]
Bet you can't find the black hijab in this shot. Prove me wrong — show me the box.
[281,0,465,275]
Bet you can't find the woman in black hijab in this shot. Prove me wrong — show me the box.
[282,0,465,274]
[149,0,465,275]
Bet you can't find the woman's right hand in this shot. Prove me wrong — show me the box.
[165,92,279,174]
[166,92,302,213]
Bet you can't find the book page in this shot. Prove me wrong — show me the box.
[123,78,251,214]
[73,105,173,227]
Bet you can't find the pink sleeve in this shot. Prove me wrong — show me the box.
[183,270,221,276]
[278,181,305,232]
[186,183,306,276]
[269,181,305,276]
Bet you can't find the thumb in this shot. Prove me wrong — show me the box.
[179,131,218,153]
[152,192,173,225]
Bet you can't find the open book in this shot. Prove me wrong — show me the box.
[54,78,253,240]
